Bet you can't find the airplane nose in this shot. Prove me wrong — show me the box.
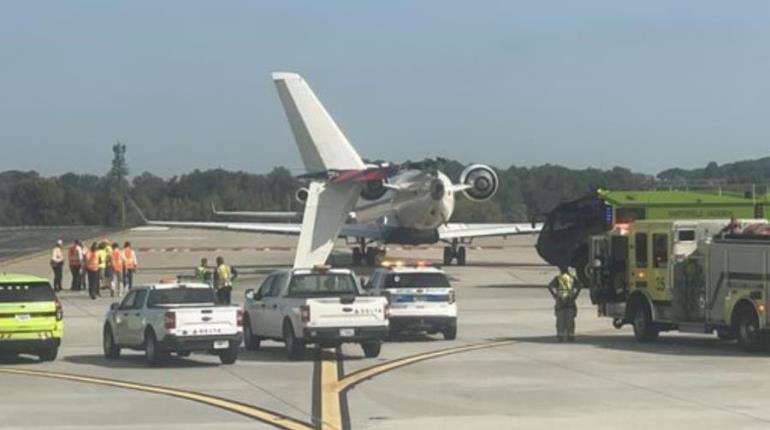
[430,178,445,201]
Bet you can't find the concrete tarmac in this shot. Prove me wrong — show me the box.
[2,227,770,429]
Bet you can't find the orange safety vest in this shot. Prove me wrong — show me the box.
[68,245,81,267]
[111,249,123,272]
[123,248,136,270]
[85,250,99,272]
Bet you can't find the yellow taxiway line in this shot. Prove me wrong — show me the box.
[336,339,518,392]
[316,339,519,429]
[0,367,314,430]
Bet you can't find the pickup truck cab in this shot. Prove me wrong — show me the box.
[242,267,389,359]
[0,273,63,361]
[102,282,242,366]
[366,263,457,340]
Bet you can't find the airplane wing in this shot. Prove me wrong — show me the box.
[143,219,387,239]
[211,204,301,221]
[438,223,543,240]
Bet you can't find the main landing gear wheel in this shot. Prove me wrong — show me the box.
[443,244,467,266]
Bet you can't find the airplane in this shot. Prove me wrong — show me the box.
[142,72,542,268]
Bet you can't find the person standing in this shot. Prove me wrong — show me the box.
[195,258,211,284]
[214,256,234,305]
[110,242,124,297]
[67,240,83,291]
[50,240,65,292]
[547,266,581,342]
[85,242,101,299]
[122,242,137,291]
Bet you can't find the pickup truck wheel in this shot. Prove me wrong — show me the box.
[218,343,239,365]
[736,307,762,352]
[243,315,261,351]
[442,325,457,341]
[632,301,658,343]
[283,321,305,360]
[144,330,166,367]
[361,341,381,358]
[102,325,121,359]
[38,346,58,362]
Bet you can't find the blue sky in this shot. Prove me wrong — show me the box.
[2,1,770,176]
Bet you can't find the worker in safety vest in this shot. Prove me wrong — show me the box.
[214,256,234,304]
[85,242,101,300]
[67,240,84,291]
[195,258,211,284]
[547,266,581,342]
[110,242,124,297]
[50,240,65,292]
[122,242,137,291]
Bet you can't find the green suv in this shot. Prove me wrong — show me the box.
[0,273,63,361]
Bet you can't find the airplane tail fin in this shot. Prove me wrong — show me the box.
[272,72,365,173]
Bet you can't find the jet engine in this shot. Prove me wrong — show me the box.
[295,187,309,204]
[360,180,388,201]
[458,164,499,201]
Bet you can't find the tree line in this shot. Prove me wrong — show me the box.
[3,148,770,227]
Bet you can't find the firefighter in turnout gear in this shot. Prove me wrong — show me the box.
[548,266,581,342]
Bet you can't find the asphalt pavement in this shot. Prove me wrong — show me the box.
[2,228,770,429]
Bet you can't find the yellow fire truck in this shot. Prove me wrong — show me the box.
[588,219,770,351]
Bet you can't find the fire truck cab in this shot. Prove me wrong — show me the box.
[588,218,770,351]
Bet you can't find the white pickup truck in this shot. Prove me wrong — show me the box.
[242,267,389,359]
[102,282,243,366]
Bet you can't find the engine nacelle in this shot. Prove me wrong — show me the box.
[295,187,309,204]
[459,164,499,201]
[360,180,388,201]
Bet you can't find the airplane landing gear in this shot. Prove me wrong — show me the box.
[352,240,386,266]
[443,240,467,266]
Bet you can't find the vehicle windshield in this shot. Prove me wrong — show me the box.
[147,288,217,307]
[0,282,56,303]
[288,274,358,297]
[384,273,450,288]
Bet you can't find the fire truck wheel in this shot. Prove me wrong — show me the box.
[631,301,658,342]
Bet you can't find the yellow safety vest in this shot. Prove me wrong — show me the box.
[97,249,108,269]
[216,264,232,289]
[195,265,208,280]
[558,273,574,299]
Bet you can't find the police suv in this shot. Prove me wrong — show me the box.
[103,281,243,366]
[365,262,457,340]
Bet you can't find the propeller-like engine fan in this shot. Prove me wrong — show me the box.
[458,164,499,201]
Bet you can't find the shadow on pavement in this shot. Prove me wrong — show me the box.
[0,354,41,365]
[476,284,547,290]
[385,333,441,343]
[493,333,763,358]
[64,353,220,368]
[238,345,365,363]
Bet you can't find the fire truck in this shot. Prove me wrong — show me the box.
[587,218,770,351]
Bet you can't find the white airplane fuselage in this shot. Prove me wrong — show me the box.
[349,170,455,232]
